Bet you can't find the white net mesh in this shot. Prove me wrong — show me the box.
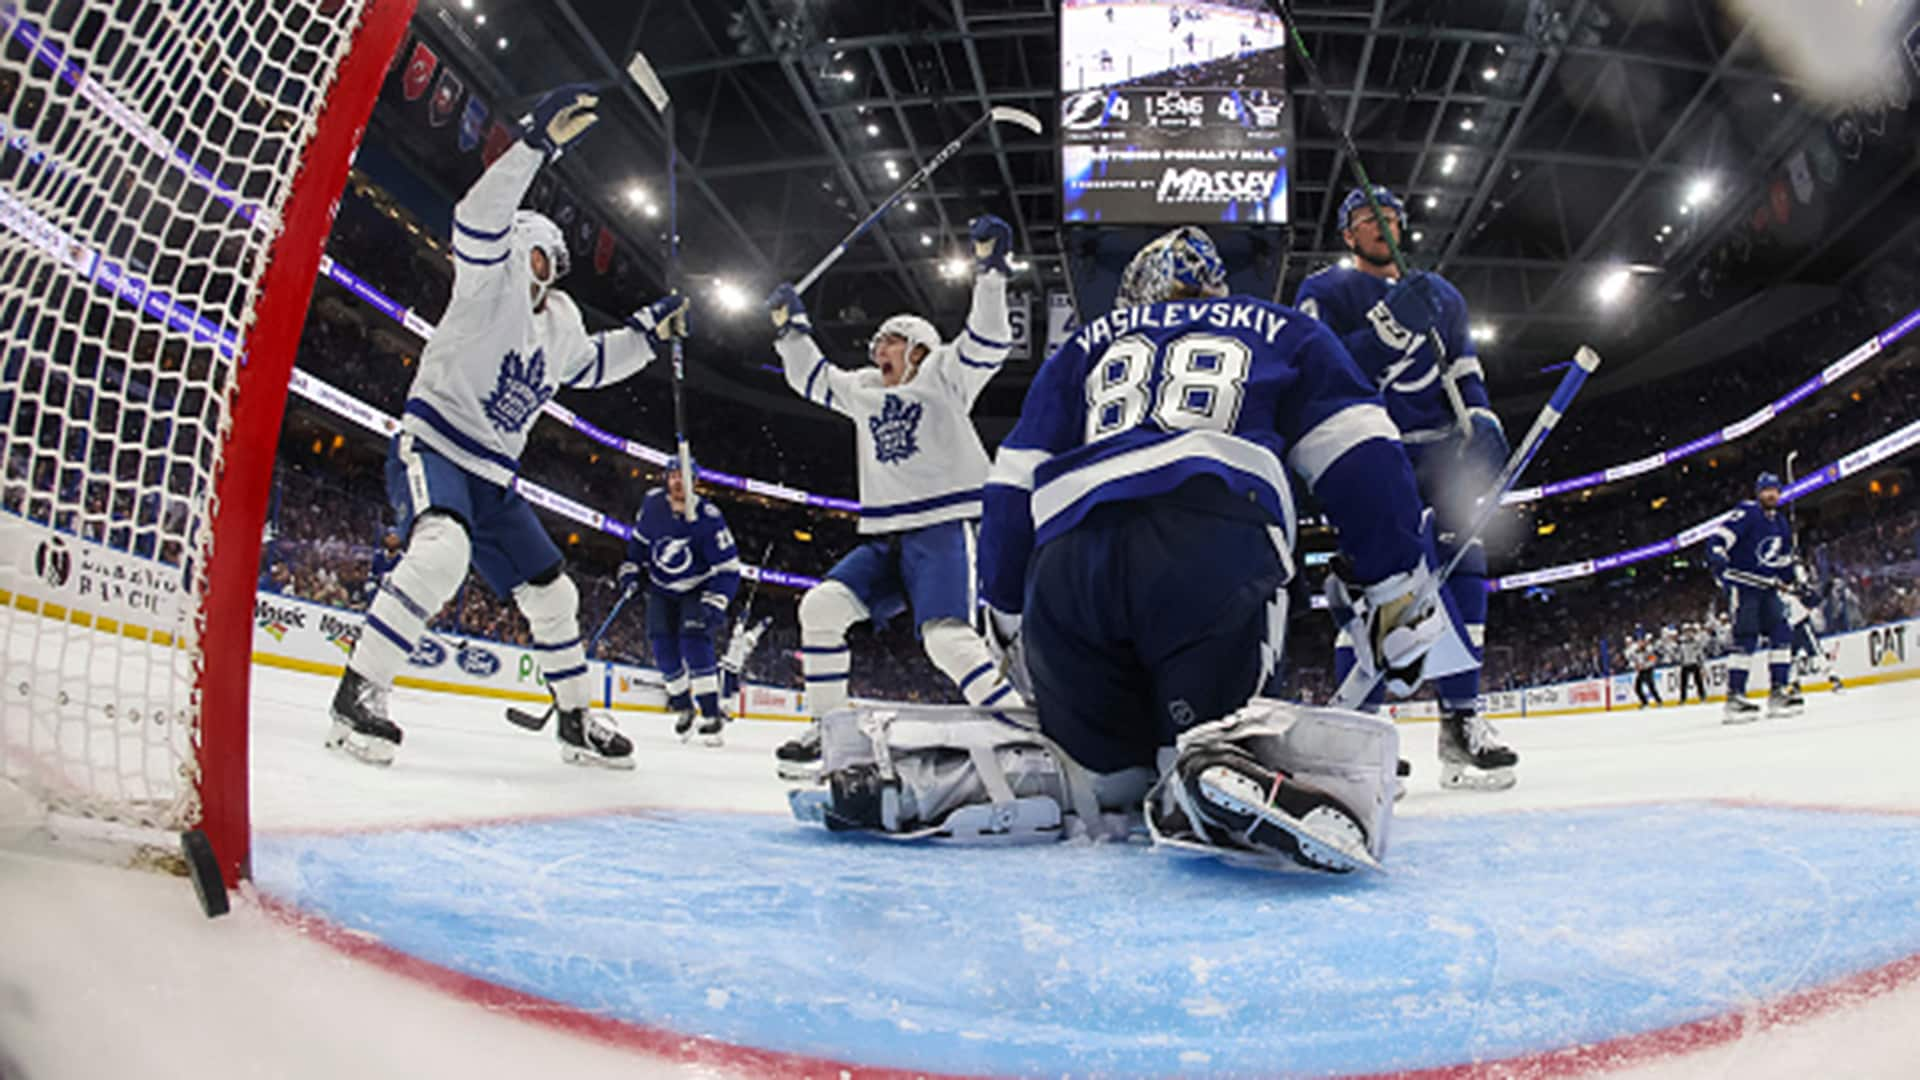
[0,0,375,832]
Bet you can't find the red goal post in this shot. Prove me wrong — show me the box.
[0,0,415,887]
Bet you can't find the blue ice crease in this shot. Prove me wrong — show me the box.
[254,805,1920,1078]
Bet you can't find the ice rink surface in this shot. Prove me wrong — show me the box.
[5,664,1920,1079]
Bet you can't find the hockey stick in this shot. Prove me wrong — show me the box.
[623,51,699,523]
[1263,0,1470,436]
[504,583,637,732]
[794,105,1043,295]
[1330,346,1602,709]
[1785,449,1800,553]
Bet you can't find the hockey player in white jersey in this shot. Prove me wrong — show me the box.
[328,85,687,768]
[764,215,1024,779]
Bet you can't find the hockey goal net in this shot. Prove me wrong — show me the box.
[0,0,411,884]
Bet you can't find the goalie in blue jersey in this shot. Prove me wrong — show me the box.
[788,227,1444,874]
[1293,185,1518,791]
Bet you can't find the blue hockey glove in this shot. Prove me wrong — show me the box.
[521,83,600,157]
[633,294,690,342]
[1365,271,1443,353]
[970,214,1014,275]
[699,592,730,635]
[1462,411,1510,475]
[616,561,642,595]
[766,283,811,339]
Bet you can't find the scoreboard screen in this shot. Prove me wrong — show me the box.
[1059,0,1291,225]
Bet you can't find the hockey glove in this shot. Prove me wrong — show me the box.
[634,294,690,342]
[699,592,730,635]
[1460,411,1510,479]
[616,561,642,595]
[522,84,600,157]
[970,214,1015,275]
[766,283,811,339]
[982,605,1033,701]
[1366,271,1443,353]
[1326,562,1445,698]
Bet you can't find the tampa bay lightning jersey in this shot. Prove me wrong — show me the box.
[627,488,742,599]
[1705,500,1795,587]
[1293,266,1493,445]
[774,273,1012,534]
[402,142,659,488]
[979,295,1427,614]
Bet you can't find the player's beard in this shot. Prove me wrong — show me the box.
[1355,237,1397,269]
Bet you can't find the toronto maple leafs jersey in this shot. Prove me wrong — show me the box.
[401,142,658,488]
[627,488,741,599]
[1292,265,1493,445]
[775,273,1012,534]
[978,295,1427,614]
[1705,500,1796,589]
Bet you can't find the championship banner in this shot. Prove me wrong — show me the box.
[459,96,488,153]
[1045,290,1078,357]
[428,68,464,127]
[482,120,515,166]
[1007,290,1032,361]
[594,226,615,275]
[401,40,436,101]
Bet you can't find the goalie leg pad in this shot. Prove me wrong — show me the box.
[1146,699,1399,870]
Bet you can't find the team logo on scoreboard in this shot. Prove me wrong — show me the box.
[1061,91,1109,132]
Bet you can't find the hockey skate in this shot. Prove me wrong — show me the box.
[1829,674,1845,693]
[671,708,696,742]
[693,711,725,748]
[1722,695,1762,724]
[1156,742,1379,874]
[326,668,402,766]
[1437,710,1517,791]
[1767,686,1805,719]
[556,708,635,769]
[775,721,823,781]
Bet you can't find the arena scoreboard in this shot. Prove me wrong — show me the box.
[1059,0,1292,225]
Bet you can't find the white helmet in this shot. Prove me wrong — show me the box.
[513,209,569,303]
[870,313,940,368]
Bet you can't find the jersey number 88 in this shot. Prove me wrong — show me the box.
[1085,332,1251,442]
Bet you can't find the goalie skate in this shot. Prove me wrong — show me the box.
[1437,710,1517,791]
[325,669,401,767]
[1185,748,1380,874]
[775,721,823,782]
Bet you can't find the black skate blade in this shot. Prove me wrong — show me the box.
[559,744,637,770]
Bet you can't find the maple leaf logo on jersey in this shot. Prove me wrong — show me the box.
[869,394,923,464]
[481,348,552,433]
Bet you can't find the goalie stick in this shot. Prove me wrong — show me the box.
[795,105,1043,294]
[1330,346,1602,709]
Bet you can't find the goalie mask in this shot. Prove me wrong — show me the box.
[1116,226,1228,309]
[870,313,940,384]
[513,209,569,307]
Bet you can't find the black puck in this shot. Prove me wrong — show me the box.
[180,829,231,918]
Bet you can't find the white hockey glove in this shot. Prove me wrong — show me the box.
[633,294,690,342]
[982,605,1033,701]
[765,282,811,339]
[521,84,600,157]
[616,561,641,595]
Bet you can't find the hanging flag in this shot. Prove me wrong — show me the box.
[428,68,464,127]
[402,41,437,101]
[459,96,488,153]
[482,120,515,166]
[594,226,616,275]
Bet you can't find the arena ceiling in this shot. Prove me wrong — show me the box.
[414,0,1920,416]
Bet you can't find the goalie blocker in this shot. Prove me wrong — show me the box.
[788,698,1400,874]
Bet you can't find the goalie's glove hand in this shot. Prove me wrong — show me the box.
[1363,564,1445,697]
[522,84,600,157]
[765,283,811,339]
[982,605,1033,700]
[616,561,641,595]
[633,294,690,342]
[1367,271,1443,352]
[970,214,1014,275]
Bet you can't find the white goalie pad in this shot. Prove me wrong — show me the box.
[1147,699,1401,867]
[786,705,1150,843]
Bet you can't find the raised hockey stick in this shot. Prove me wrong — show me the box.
[1785,449,1800,553]
[1263,0,1470,435]
[794,105,1043,295]
[504,584,637,732]
[1330,347,1602,709]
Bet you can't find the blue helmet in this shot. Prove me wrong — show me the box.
[1755,471,1782,493]
[1117,226,1228,309]
[1339,185,1407,230]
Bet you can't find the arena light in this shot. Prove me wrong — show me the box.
[475,14,486,26]
[884,159,901,180]
[496,37,508,51]
[625,184,649,207]
[643,202,659,219]
[904,198,918,212]
[1460,116,1475,131]
[1771,90,1784,103]
[1410,229,1424,242]
[712,279,749,314]
[1594,267,1632,306]
[1441,153,1458,175]
[1470,323,1496,344]
[1338,255,1356,269]
[919,232,933,247]
[1424,194,1439,210]
[836,69,856,84]
[458,0,473,9]
[940,255,969,280]
[1483,66,1499,81]
[1684,175,1716,208]
[865,123,880,137]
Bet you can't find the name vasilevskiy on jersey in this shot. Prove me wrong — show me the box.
[1066,301,1291,354]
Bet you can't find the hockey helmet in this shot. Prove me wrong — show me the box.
[1116,225,1228,309]
[513,209,570,297]
[870,313,941,366]
[1339,185,1408,231]
[1754,471,1782,493]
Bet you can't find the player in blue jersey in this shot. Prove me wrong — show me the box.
[364,527,402,604]
[1293,185,1517,791]
[619,462,741,746]
[1705,473,1803,722]
[785,227,1443,873]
